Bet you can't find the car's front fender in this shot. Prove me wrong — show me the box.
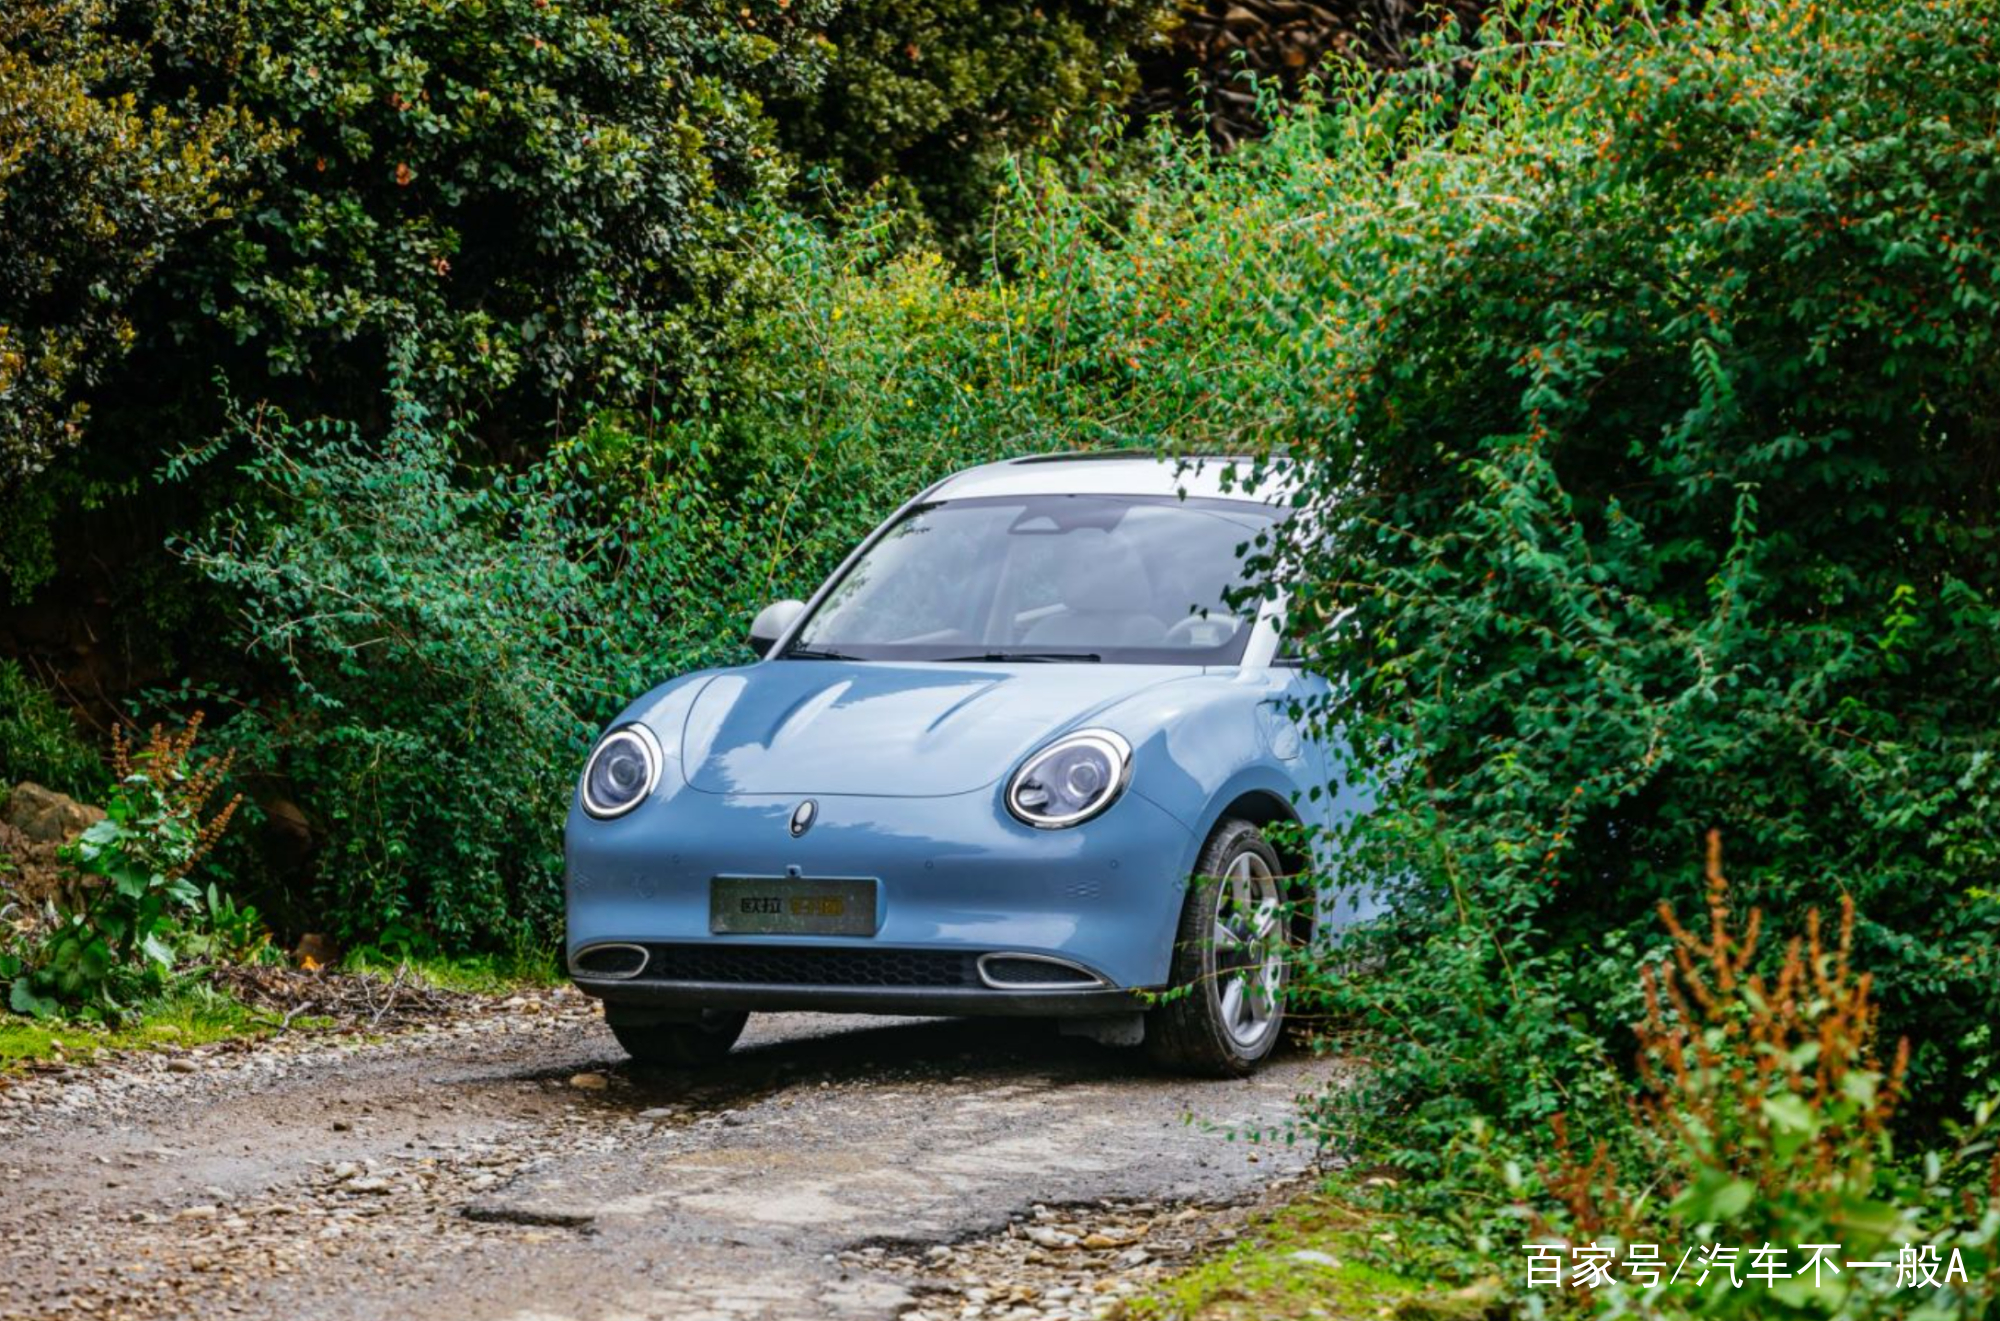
[1106,672,1308,842]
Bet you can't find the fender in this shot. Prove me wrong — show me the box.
[1096,672,1313,859]
[1176,763,1313,878]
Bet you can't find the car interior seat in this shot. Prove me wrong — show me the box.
[1018,530,1165,647]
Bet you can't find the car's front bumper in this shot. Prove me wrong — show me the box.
[563,779,1199,1015]
[573,975,1148,1019]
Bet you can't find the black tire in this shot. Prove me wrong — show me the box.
[607,1009,749,1067]
[1146,818,1290,1077]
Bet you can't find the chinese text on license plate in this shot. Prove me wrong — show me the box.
[708,877,878,936]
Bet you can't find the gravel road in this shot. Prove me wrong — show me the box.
[0,992,1343,1321]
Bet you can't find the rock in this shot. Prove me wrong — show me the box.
[175,1205,220,1221]
[167,1058,200,1074]
[1026,1227,1076,1249]
[567,1072,608,1091]
[1080,1233,1124,1250]
[460,1204,596,1229]
[3,782,104,844]
[0,813,80,905]
[1288,1248,1340,1268]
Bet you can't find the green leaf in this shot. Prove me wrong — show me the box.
[139,932,177,969]
[10,978,58,1019]
[1672,1174,1756,1225]
[1710,1178,1755,1221]
[1761,1093,1815,1134]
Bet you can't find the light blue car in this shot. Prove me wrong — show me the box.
[564,453,1365,1075]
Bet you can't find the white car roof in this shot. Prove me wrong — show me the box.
[928,452,1297,506]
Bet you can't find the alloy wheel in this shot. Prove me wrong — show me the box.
[1209,847,1285,1050]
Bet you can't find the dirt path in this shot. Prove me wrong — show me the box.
[0,993,1343,1321]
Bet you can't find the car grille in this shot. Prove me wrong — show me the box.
[639,944,982,988]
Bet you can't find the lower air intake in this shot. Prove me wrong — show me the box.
[978,955,1102,988]
[572,944,648,978]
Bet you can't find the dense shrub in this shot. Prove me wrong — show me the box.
[774,0,1176,249]
[0,659,104,799]
[0,0,1192,644]
[0,0,278,483]
[1518,838,1999,1318]
[0,0,837,600]
[152,0,837,422]
[5,716,243,1019]
[177,393,637,946]
[1253,0,2000,1157]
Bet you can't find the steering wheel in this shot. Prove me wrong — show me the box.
[1163,614,1237,648]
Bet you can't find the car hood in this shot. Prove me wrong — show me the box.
[679,662,1199,797]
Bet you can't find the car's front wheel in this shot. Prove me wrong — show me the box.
[1146,818,1291,1077]
[606,1008,749,1067]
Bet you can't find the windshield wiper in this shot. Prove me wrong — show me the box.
[935,651,1103,664]
[782,646,865,661]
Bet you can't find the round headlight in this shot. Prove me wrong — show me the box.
[581,724,662,819]
[1006,730,1132,829]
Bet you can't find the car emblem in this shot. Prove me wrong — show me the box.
[789,799,817,837]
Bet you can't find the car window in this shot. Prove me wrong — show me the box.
[804,503,1010,646]
[790,494,1281,664]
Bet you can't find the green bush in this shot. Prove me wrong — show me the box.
[0,659,104,799]
[1,0,838,597]
[1512,839,1998,1318]
[156,0,837,421]
[1249,0,2000,1157]
[0,0,279,484]
[178,392,630,946]
[774,0,1176,250]
[7,716,243,1019]
[0,0,1185,632]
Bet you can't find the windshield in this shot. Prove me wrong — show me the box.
[786,494,1281,665]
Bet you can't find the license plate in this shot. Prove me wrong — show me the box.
[708,876,878,936]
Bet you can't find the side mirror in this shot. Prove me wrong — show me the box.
[748,599,806,658]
